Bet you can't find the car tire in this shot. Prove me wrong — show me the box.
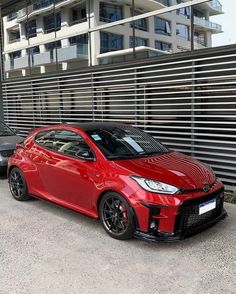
[9,167,31,201]
[99,192,135,240]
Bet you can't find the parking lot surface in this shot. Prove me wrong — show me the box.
[0,175,236,294]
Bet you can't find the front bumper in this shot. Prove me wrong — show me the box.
[0,155,9,168]
[134,208,227,242]
[0,150,14,168]
[133,183,227,242]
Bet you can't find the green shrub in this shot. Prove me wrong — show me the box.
[225,192,236,204]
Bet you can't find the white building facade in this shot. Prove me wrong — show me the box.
[2,0,223,78]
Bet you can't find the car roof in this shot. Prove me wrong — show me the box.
[65,122,131,132]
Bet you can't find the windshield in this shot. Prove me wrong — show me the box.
[87,125,169,160]
[0,121,15,137]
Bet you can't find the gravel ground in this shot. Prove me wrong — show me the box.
[0,175,236,294]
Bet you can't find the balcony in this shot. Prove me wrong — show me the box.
[189,0,223,16]
[57,44,88,62]
[4,56,29,71]
[14,56,29,69]
[194,16,222,33]
[16,0,77,22]
[32,0,64,11]
[4,60,12,71]
[208,0,223,13]
[33,51,52,66]
[154,0,170,6]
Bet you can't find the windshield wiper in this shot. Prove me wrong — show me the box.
[107,154,137,160]
[136,151,169,158]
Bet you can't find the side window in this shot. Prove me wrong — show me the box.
[35,130,55,150]
[54,130,94,160]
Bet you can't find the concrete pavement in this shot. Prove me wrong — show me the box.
[0,175,235,294]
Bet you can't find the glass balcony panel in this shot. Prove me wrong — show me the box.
[33,51,52,65]
[194,16,222,31]
[14,56,29,69]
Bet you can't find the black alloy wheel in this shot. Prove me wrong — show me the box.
[99,192,135,240]
[9,167,31,201]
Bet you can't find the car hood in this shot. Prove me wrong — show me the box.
[114,151,216,191]
[0,135,23,151]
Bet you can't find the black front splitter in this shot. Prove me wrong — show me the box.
[134,209,228,243]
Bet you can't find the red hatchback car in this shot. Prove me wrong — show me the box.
[8,123,227,241]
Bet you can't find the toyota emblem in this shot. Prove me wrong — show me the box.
[203,184,210,193]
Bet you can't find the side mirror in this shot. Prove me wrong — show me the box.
[16,143,24,150]
[75,150,95,161]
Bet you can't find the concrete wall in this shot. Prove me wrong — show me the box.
[0,78,3,121]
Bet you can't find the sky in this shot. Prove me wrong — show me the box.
[211,0,236,47]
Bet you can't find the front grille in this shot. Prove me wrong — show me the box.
[0,149,14,158]
[175,188,224,234]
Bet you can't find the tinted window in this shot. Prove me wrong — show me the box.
[86,126,169,160]
[35,130,55,149]
[54,130,94,159]
[35,129,94,160]
[0,122,15,137]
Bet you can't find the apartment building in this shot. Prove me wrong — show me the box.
[1,0,223,78]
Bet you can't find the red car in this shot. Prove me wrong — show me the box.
[8,123,227,241]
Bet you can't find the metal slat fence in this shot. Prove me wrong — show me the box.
[2,46,236,190]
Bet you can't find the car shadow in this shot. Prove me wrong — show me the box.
[22,195,229,250]
[0,171,7,180]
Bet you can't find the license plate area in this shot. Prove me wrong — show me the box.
[199,199,216,215]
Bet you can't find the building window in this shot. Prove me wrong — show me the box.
[8,28,20,44]
[194,32,206,46]
[7,11,17,21]
[27,46,40,66]
[33,0,64,11]
[9,51,21,60]
[25,19,37,38]
[159,0,170,6]
[9,51,21,68]
[155,41,172,52]
[69,34,88,55]
[130,9,148,31]
[71,3,87,24]
[45,41,61,61]
[100,32,123,53]
[155,17,171,36]
[43,13,61,33]
[176,24,190,40]
[129,37,148,48]
[27,46,40,55]
[100,2,123,23]
[45,41,61,51]
[177,7,191,19]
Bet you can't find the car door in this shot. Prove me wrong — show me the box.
[33,129,97,211]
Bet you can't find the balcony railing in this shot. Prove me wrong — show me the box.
[33,51,52,66]
[194,16,222,32]
[208,0,223,13]
[57,44,88,62]
[4,56,28,71]
[154,0,170,6]
[32,0,64,12]
[17,0,72,22]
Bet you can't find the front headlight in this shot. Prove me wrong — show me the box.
[131,176,179,195]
